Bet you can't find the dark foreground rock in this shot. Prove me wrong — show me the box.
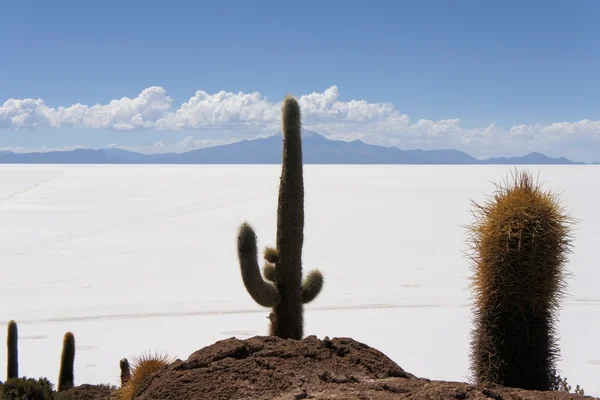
[63,383,117,400]
[67,335,597,400]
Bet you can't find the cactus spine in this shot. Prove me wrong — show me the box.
[7,320,18,380]
[120,352,172,400]
[237,96,324,340]
[467,169,573,390]
[58,332,75,391]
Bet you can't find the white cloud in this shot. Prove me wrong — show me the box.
[0,85,449,137]
[155,90,279,130]
[462,123,504,145]
[510,120,600,142]
[106,141,167,154]
[176,136,195,148]
[1,85,599,158]
[103,137,238,155]
[0,87,172,130]
[0,145,84,153]
[176,136,238,151]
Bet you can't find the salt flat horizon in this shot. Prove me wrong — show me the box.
[0,164,597,395]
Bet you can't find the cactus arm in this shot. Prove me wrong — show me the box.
[301,270,324,304]
[237,223,280,308]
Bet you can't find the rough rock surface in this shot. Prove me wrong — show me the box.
[63,383,117,400]
[88,335,594,400]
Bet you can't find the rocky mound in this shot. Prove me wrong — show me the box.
[63,383,117,400]
[107,335,593,400]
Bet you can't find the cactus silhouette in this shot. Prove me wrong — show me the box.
[58,332,75,391]
[236,96,324,340]
[120,358,131,386]
[7,320,18,380]
[466,169,574,391]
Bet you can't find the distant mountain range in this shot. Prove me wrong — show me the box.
[0,130,589,165]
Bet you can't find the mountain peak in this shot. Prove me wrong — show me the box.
[273,129,327,139]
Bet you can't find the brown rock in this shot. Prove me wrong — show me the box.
[113,335,596,400]
[63,383,117,400]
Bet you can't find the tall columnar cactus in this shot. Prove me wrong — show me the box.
[58,332,75,391]
[467,169,574,391]
[237,96,324,340]
[7,320,18,380]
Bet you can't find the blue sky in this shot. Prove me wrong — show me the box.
[0,0,598,161]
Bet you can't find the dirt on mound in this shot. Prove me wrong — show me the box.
[117,335,595,400]
[63,383,117,400]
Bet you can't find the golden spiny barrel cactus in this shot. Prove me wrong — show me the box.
[467,169,574,390]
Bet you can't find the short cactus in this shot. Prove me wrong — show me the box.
[7,320,18,380]
[120,358,131,386]
[466,169,574,390]
[236,96,324,340]
[57,332,75,391]
[120,351,171,400]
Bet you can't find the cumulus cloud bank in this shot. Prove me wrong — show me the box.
[0,87,173,131]
[0,85,413,132]
[1,85,598,156]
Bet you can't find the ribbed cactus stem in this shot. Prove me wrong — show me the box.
[236,95,324,340]
[58,332,75,391]
[269,96,306,339]
[7,320,18,380]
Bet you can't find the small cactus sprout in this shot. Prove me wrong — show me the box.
[7,320,18,380]
[58,332,75,391]
[262,247,278,282]
[263,262,276,282]
[236,96,324,340]
[467,169,574,391]
[120,358,131,386]
[263,247,279,264]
